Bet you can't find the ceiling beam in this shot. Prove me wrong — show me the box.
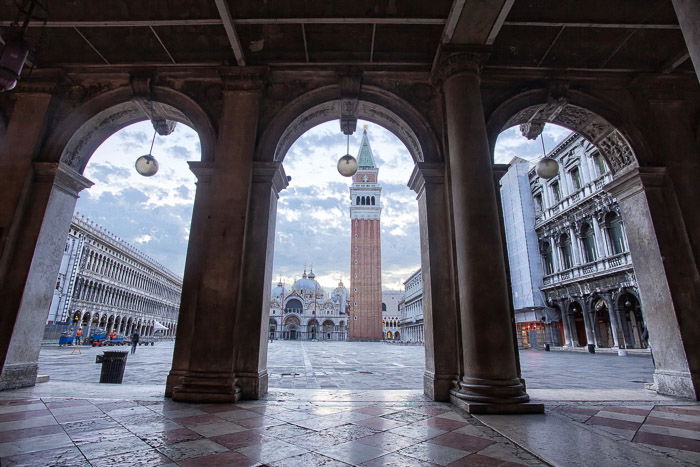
[502,21,680,30]
[214,0,246,66]
[370,24,377,62]
[73,27,110,64]
[442,0,467,43]
[485,0,515,45]
[661,50,690,73]
[537,26,565,66]
[149,26,176,64]
[0,17,446,28]
[301,24,310,63]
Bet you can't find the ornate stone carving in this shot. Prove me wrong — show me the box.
[505,103,638,174]
[433,46,490,84]
[339,72,362,135]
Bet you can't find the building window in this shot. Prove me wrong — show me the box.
[534,193,543,213]
[560,233,573,269]
[580,223,597,263]
[541,241,554,275]
[551,181,561,203]
[594,153,607,176]
[606,212,626,254]
[570,167,582,190]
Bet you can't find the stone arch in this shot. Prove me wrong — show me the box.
[485,89,651,176]
[42,85,216,173]
[256,85,441,165]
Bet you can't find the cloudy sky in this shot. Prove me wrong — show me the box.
[76,120,570,291]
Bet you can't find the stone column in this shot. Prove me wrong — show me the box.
[166,162,214,397]
[0,163,92,389]
[606,167,700,399]
[439,51,540,413]
[170,79,263,403]
[408,163,460,401]
[557,299,574,346]
[672,0,700,83]
[582,300,597,347]
[591,215,606,259]
[233,162,288,399]
[579,154,593,185]
[601,292,622,349]
[569,225,582,265]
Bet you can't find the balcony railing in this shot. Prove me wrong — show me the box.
[535,173,613,226]
[542,252,632,287]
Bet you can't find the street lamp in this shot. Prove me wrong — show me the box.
[337,133,358,177]
[135,131,159,177]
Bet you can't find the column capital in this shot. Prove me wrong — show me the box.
[252,161,289,195]
[433,45,491,84]
[604,166,667,202]
[407,163,445,195]
[187,161,215,183]
[33,162,93,197]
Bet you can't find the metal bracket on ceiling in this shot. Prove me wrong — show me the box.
[339,71,362,135]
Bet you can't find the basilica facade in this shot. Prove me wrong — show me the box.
[269,270,349,341]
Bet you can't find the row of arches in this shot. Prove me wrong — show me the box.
[355,196,376,206]
[72,310,177,338]
[72,278,178,319]
[269,316,347,341]
[84,248,179,301]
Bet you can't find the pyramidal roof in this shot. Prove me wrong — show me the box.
[357,127,377,169]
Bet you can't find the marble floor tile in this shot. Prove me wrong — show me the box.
[189,420,247,437]
[0,403,46,415]
[388,423,447,441]
[0,432,73,457]
[448,453,526,466]
[61,416,122,435]
[170,413,225,427]
[264,422,317,439]
[353,406,401,417]
[215,408,262,421]
[398,441,469,466]
[236,438,309,464]
[0,408,51,422]
[292,415,354,431]
[0,446,89,467]
[0,415,58,432]
[235,414,286,429]
[324,423,381,441]
[156,438,229,461]
[270,451,351,466]
[77,433,152,459]
[352,416,409,431]
[476,442,545,466]
[69,427,134,444]
[418,416,468,431]
[317,440,389,465]
[355,431,417,452]
[0,424,64,443]
[428,432,495,453]
[139,427,202,448]
[209,429,269,450]
[88,448,174,467]
[177,450,258,466]
[360,451,439,466]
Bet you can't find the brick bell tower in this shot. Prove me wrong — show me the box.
[349,126,383,340]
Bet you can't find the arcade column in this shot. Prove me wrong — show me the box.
[408,163,460,401]
[170,76,265,403]
[438,50,541,413]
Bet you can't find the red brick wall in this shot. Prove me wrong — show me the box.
[349,218,383,340]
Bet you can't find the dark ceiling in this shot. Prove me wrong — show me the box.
[0,0,692,74]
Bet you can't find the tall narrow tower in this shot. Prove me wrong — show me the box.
[349,127,383,340]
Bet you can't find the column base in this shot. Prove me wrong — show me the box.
[424,371,456,402]
[451,376,531,404]
[171,371,241,403]
[0,363,38,391]
[653,369,698,400]
[165,370,187,398]
[450,394,544,414]
[236,371,268,400]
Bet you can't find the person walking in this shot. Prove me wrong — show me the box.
[75,328,82,346]
[131,332,140,354]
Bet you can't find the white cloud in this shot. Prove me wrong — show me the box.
[134,234,152,244]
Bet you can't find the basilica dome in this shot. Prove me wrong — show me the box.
[292,269,324,299]
[271,281,286,301]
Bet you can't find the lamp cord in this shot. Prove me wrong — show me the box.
[149,130,157,155]
[346,134,350,155]
[540,133,547,157]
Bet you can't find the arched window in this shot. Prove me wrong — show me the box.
[580,223,597,263]
[606,212,626,254]
[371,196,375,205]
[560,233,573,269]
[541,241,554,275]
[551,181,561,203]
[381,302,387,311]
[285,299,303,314]
[356,196,360,205]
[361,197,366,205]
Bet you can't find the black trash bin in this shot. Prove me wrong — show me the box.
[544,343,551,351]
[97,350,129,383]
[587,343,596,354]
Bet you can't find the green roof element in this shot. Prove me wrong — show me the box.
[356,128,376,168]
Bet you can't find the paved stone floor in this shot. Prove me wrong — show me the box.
[38,341,655,390]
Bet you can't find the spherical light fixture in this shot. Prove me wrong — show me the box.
[536,157,559,179]
[135,154,159,177]
[338,154,358,177]
[534,131,559,179]
[337,133,358,177]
